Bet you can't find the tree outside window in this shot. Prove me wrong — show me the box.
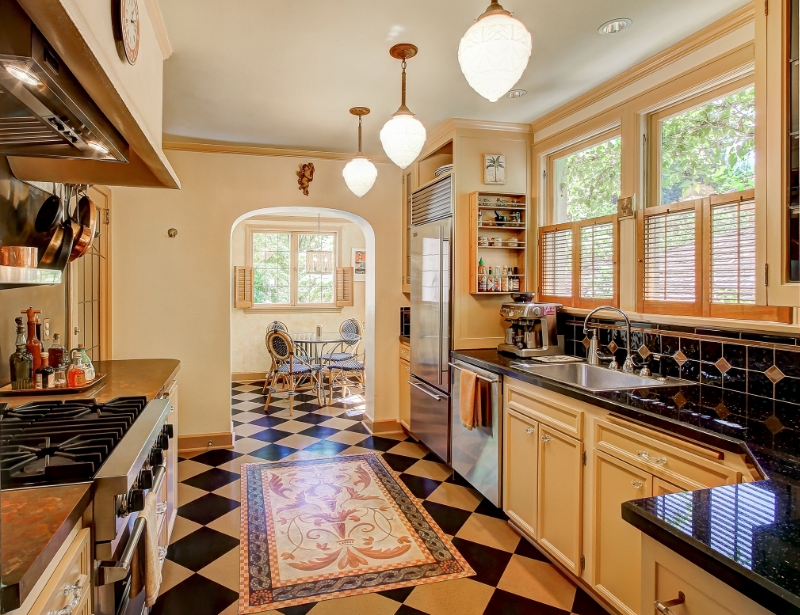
[554,136,621,223]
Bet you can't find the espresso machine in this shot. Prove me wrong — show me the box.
[498,297,564,358]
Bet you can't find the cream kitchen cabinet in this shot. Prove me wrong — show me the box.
[503,408,539,537]
[399,343,411,431]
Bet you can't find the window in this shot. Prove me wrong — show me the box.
[539,133,620,307]
[249,229,337,307]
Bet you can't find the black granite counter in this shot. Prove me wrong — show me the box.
[452,348,800,615]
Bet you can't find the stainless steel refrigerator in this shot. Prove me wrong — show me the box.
[409,174,452,464]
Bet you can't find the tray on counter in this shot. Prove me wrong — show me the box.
[0,373,107,396]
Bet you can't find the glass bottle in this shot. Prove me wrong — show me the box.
[9,317,33,390]
[48,333,66,370]
[77,344,95,381]
[21,307,42,372]
[36,351,55,389]
[67,350,87,388]
[487,267,494,292]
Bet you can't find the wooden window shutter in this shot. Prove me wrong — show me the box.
[234,266,253,308]
[539,224,574,303]
[576,216,618,308]
[336,267,354,307]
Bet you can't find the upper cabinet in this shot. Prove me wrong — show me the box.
[756,0,800,306]
[3,0,179,188]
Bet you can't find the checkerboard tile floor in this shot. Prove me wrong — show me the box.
[150,382,608,615]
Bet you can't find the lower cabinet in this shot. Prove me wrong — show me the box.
[28,527,92,615]
[399,358,411,430]
[653,477,683,496]
[503,408,539,537]
[593,450,653,615]
[537,424,583,575]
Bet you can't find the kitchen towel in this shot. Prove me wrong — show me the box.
[142,491,162,607]
[459,367,477,430]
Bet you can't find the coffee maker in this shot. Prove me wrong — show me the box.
[498,297,564,358]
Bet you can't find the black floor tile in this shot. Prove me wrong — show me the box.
[294,412,335,424]
[451,537,513,586]
[398,473,441,498]
[378,586,416,603]
[422,450,446,463]
[249,444,299,461]
[298,425,342,439]
[381,452,421,473]
[359,436,403,451]
[250,427,295,442]
[394,605,429,615]
[181,468,239,492]
[150,573,238,615]
[276,603,317,615]
[422,501,472,535]
[345,422,372,434]
[474,497,507,520]
[513,536,549,562]
[301,440,351,456]
[177,493,240,525]
[482,589,569,615]
[190,449,243,467]
[571,587,607,615]
[166,527,239,572]
[249,415,288,428]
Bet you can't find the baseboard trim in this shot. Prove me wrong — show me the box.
[367,418,405,436]
[178,431,234,453]
[232,372,265,382]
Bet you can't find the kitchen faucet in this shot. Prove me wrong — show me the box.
[583,306,637,373]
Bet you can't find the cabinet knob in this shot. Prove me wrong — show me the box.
[541,434,551,442]
[526,427,534,434]
[655,591,686,615]
[631,480,643,489]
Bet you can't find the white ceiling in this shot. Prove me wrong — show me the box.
[159,0,750,155]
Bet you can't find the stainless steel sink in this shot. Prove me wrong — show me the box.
[509,362,688,392]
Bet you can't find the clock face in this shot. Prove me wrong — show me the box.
[118,0,140,65]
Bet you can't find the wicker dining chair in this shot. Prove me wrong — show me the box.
[264,330,325,413]
[320,318,362,363]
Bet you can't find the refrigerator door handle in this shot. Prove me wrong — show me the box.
[408,380,443,401]
[438,226,444,386]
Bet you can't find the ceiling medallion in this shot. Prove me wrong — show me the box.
[380,44,426,169]
[343,107,378,198]
[458,0,532,103]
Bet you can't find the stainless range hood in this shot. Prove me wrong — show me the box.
[0,0,128,163]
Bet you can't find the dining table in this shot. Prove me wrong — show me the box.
[289,331,359,364]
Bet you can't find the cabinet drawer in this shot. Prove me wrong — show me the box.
[595,419,740,489]
[29,528,91,615]
[399,344,410,361]
[505,381,583,440]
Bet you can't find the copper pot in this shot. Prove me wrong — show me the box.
[0,246,38,267]
[68,220,93,262]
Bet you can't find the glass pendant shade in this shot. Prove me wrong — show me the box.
[343,155,378,198]
[380,113,427,170]
[458,3,532,103]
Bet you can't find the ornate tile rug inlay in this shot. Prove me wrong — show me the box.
[239,453,474,612]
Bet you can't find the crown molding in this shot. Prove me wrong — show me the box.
[162,139,392,164]
[143,0,173,59]
[427,118,533,144]
[530,3,755,135]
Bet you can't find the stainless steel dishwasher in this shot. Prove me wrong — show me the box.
[449,360,502,507]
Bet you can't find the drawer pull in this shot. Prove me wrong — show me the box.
[631,480,644,489]
[158,546,168,563]
[47,576,86,615]
[541,434,551,443]
[526,427,534,434]
[638,450,667,466]
[157,502,168,515]
[62,576,85,598]
[655,591,686,614]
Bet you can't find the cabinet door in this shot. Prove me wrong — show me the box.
[537,424,583,575]
[593,450,653,615]
[653,477,683,496]
[399,359,411,429]
[503,409,538,538]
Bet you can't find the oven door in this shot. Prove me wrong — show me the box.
[96,518,147,615]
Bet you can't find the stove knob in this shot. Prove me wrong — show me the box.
[138,469,154,490]
[158,433,170,451]
[149,448,164,467]
[162,424,174,438]
[128,489,145,513]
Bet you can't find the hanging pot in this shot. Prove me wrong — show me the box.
[68,219,93,261]
[76,193,97,237]
[38,220,74,271]
[52,221,74,271]
[34,193,63,233]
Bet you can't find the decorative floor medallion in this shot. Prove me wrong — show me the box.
[239,453,475,612]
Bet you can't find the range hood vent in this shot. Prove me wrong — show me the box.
[0,0,129,163]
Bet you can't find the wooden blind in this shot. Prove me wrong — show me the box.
[335,267,354,307]
[579,220,615,303]
[234,266,253,308]
[709,197,756,305]
[539,226,573,299]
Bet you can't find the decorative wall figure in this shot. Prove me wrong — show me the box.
[297,163,315,196]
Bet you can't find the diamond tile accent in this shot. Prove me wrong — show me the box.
[765,365,785,384]
[607,341,618,353]
[672,391,687,409]
[673,350,688,366]
[638,344,651,360]
[715,357,732,374]
[765,415,784,434]
[714,403,730,419]
[582,337,591,349]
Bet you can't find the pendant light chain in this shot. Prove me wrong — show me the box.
[401,59,407,109]
[358,115,363,154]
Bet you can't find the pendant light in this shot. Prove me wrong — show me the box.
[305,214,334,274]
[380,44,426,169]
[342,107,378,198]
[458,0,532,103]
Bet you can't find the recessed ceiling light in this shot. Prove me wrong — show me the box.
[88,141,110,154]
[508,89,527,99]
[5,64,41,86]
[598,18,632,35]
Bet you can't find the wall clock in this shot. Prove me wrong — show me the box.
[114,0,140,65]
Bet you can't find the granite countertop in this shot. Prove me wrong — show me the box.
[452,348,800,615]
[0,358,180,610]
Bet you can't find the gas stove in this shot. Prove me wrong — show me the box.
[0,397,148,489]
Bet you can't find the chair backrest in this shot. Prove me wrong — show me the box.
[340,318,362,352]
[266,330,294,364]
[268,320,288,332]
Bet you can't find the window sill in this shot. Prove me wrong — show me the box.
[243,305,343,314]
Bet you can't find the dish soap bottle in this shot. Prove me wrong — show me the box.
[77,344,95,381]
[478,258,487,292]
[67,350,87,388]
[10,317,33,390]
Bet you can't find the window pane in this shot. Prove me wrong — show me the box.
[253,232,290,304]
[580,223,614,299]
[643,210,696,302]
[660,86,755,205]
[541,228,573,297]
[555,136,621,222]
[711,199,756,304]
[298,233,335,304]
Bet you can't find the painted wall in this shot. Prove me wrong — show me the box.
[110,149,405,437]
[230,215,366,375]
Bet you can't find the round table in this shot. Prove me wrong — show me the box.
[290,332,358,364]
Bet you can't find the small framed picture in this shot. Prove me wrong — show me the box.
[484,154,506,185]
[617,195,635,219]
[352,248,366,281]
